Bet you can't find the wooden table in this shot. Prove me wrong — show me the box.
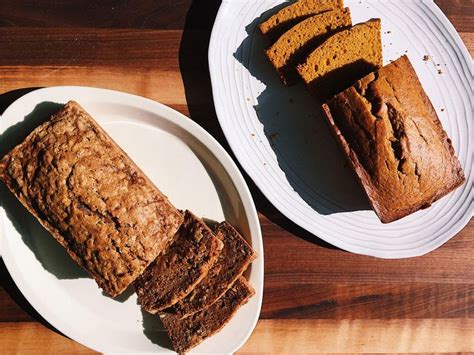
[0,1,472,353]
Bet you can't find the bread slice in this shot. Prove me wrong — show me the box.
[259,0,343,42]
[266,7,351,84]
[322,55,465,223]
[160,277,255,353]
[134,210,223,313]
[297,18,382,100]
[170,221,257,317]
[0,101,183,297]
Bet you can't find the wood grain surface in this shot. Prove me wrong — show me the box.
[0,0,472,353]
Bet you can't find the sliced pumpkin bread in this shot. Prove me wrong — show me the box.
[170,221,257,317]
[266,7,352,84]
[297,18,382,100]
[259,0,344,42]
[134,210,223,313]
[160,277,255,353]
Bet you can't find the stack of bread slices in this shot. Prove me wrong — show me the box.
[261,0,382,99]
[135,210,257,353]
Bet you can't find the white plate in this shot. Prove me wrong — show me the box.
[0,86,263,354]
[209,0,473,258]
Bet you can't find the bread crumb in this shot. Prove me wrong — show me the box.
[423,55,430,61]
[251,133,255,137]
[441,108,445,112]
[438,69,443,74]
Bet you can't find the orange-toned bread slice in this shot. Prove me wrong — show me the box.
[259,0,343,42]
[297,18,382,100]
[266,7,351,84]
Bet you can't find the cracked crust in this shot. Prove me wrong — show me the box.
[0,101,183,296]
[322,56,465,223]
[134,210,223,313]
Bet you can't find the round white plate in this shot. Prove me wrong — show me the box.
[0,86,263,354]
[209,0,473,258]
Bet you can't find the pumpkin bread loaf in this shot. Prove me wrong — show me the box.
[170,221,257,317]
[134,210,223,313]
[297,18,382,100]
[160,277,255,353]
[266,7,351,84]
[259,0,343,42]
[0,101,183,297]
[322,55,465,223]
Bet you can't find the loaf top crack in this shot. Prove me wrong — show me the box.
[322,56,465,222]
[0,101,183,297]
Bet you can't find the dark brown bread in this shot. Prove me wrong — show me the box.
[322,56,465,223]
[160,277,255,353]
[170,221,257,317]
[134,210,223,313]
[0,101,183,297]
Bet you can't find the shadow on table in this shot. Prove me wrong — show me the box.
[179,1,368,250]
[0,98,91,281]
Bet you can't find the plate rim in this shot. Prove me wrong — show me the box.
[0,85,264,353]
[208,0,473,259]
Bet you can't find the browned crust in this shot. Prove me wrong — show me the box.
[160,276,255,353]
[321,56,465,223]
[0,101,183,296]
[171,221,257,317]
[258,0,344,42]
[135,210,224,313]
[322,102,386,219]
[0,157,94,270]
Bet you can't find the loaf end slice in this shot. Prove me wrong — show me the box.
[297,18,382,100]
[322,55,465,223]
[0,101,183,297]
[259,0,343,42]
[266,7,351,85]
[160,277,255,353]
[170,221,257,317]
[134,210,223,313]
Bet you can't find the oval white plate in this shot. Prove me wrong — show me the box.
[209,0,473,258]
[0,86,263,354]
